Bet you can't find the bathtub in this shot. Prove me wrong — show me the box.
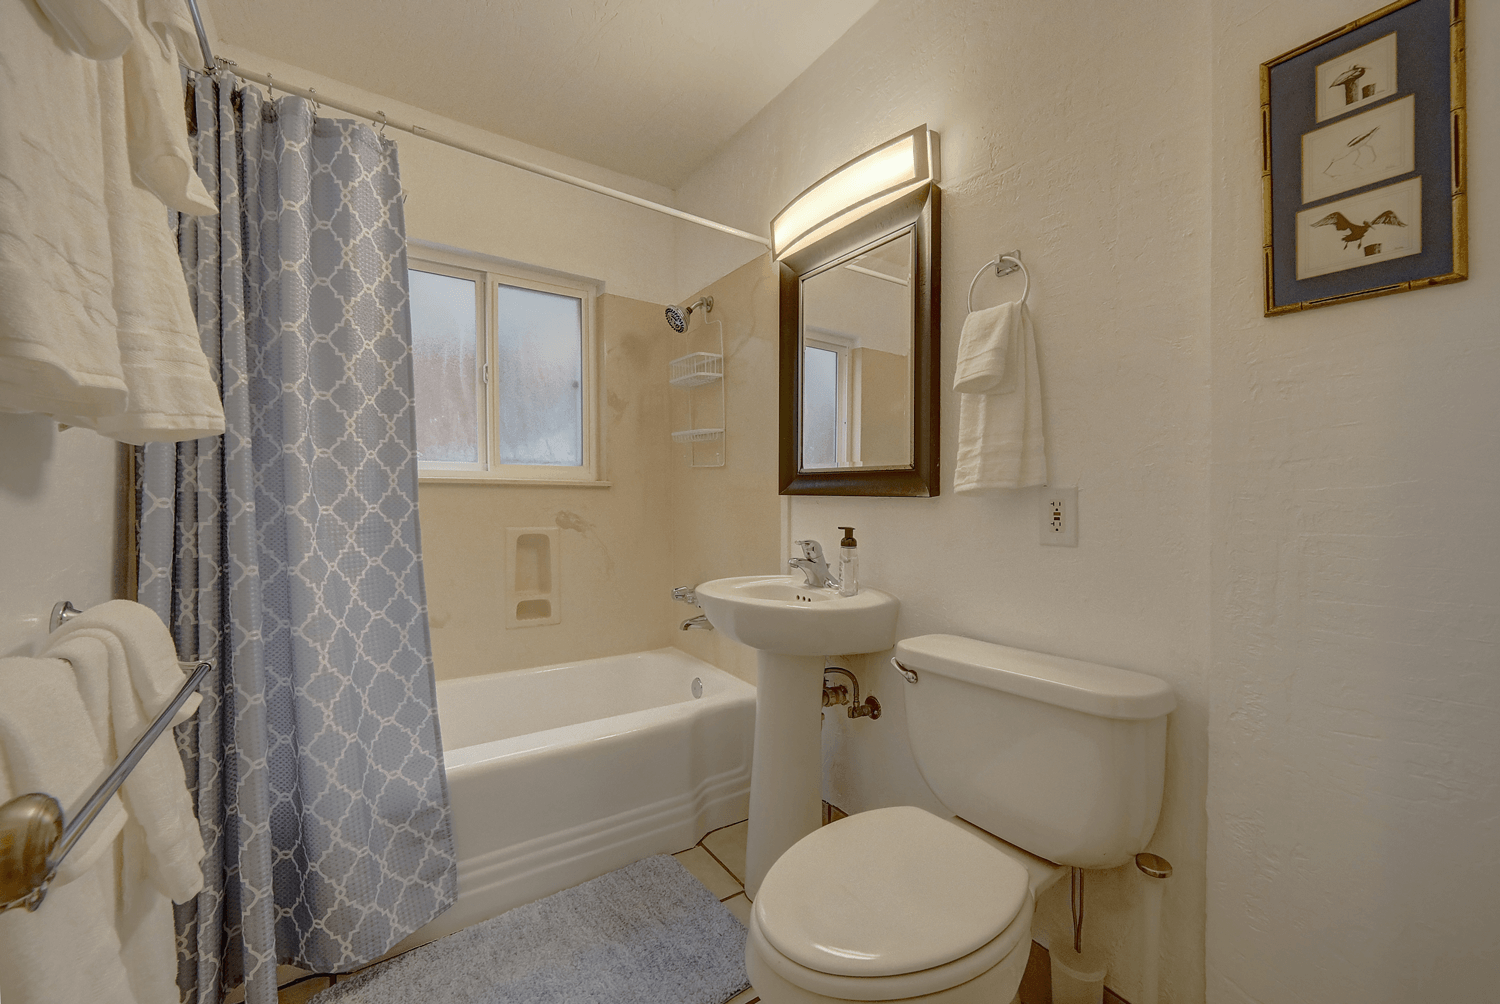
[392,647,756,951]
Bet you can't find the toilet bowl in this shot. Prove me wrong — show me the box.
[746,635,1175,1004]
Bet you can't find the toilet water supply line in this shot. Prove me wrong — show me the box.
[1067,854,1171,1004]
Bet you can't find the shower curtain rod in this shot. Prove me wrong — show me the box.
[208,62,773,249]
[179,0,766,246]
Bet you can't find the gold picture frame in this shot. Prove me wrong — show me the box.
[1261,0,1466,316]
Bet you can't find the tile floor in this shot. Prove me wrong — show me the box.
[673,817,757,1004]
[240,807,865,1003]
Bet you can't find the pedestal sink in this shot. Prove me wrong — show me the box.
[695,575,898,897]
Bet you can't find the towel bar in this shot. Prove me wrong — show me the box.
[0,603,213,914]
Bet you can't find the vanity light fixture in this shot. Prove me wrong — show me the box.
[771,125,936,261]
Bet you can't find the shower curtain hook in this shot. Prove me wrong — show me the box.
[266,73,275,100]
[375,110,389,138]
[308,88,320,117]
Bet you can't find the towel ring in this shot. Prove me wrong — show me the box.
[968,252,1030,312]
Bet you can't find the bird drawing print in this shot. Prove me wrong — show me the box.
[1330,64,1371,105]
[1311,209,1407,250]
[1323,125,1381,181]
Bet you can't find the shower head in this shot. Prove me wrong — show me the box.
[665,296,713,333]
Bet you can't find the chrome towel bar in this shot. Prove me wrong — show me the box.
[0,601,212,914]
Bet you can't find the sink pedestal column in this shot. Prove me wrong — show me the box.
[745,651,825,899]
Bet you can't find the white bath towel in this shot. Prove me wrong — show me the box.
[44,601,205,1004]
[0,0,129,424]
[954,300,1048,491]
[0,656,136,1004]
[0,0,223,442]
[93,54,225,445]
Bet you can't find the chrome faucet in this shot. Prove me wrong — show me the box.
[680,615,712,631]
[789,539,839,589]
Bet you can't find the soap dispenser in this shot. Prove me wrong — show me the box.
[837,526,859,597]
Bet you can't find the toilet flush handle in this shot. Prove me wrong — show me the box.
[891,657,918,684]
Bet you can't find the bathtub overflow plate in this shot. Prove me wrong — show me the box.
[691,677,703,699]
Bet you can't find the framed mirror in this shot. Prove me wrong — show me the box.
[777,127,940,497]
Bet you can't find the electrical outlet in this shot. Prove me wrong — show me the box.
[1040,487,1078,546]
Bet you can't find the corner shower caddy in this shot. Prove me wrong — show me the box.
[669,317,725,467]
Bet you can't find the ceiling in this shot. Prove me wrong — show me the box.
[207,0,881,189]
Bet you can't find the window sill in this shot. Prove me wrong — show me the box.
[418,475,611,488]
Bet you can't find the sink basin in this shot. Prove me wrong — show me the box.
[695,575,899,656]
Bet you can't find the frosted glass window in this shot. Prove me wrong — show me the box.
[408,269,479,464]
[495,283,583,467]
[803,345,839,469]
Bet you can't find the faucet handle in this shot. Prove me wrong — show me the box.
[671,585,698,606]
[795,539,825,562]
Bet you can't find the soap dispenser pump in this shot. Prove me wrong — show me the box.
[837,526,858,597]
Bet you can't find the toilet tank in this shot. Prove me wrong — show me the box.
[894,634,1175,869]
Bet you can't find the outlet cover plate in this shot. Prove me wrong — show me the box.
[1040,487,1078,547]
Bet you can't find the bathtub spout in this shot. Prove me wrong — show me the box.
[680,615,713,631]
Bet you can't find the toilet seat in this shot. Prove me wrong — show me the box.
[751,806,1033,998]
[748,893,1034,1001]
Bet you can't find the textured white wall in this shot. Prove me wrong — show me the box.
[676,2,1214,1001]
[0,416,120,655]
[1207,2,1500,1001]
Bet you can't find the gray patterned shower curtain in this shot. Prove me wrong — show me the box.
[135,74,456,1004]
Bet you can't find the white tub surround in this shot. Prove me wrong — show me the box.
[392,648,755,952]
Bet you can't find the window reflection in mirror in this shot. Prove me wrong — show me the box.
[799,230,914,472]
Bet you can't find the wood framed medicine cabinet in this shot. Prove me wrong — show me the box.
[777,181,940,498]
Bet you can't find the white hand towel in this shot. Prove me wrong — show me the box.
[46,601,205,902]
[953,300,1021,396]
[954,300,1047,491]
[0,657,136,1004]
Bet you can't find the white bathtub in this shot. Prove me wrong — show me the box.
[392,647,756,951]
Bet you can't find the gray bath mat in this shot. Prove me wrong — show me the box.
[312,854,751,1004]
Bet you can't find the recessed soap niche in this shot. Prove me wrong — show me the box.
[505,527,561,628]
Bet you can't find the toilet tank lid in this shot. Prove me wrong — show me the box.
[894,635,1176,720]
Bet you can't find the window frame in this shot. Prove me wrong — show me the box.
[802,331,856,470]
[408,244,603,486]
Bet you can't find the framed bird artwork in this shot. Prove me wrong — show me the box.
[1260,0,1467,315]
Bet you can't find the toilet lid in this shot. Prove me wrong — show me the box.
[753,806,1030,978]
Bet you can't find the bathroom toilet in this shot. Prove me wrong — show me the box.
[745,633,1176,1004]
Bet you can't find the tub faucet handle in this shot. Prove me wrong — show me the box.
[671,585,698,605]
